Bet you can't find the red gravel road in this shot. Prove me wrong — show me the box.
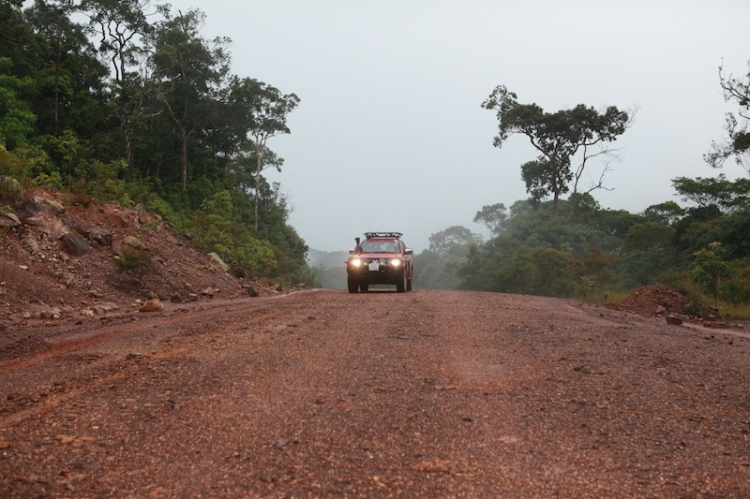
[1,289,749,497]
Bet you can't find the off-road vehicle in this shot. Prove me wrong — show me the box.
[346,232,414,293]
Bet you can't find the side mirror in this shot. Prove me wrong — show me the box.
[349,249,354,255]
[405,248,413,255]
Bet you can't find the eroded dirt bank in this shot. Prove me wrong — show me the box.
[1,289,749,497]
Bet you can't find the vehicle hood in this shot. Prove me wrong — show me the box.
[349,252,402,259]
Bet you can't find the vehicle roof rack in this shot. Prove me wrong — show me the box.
[364,232,402,239]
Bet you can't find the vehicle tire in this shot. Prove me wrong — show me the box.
[347,276,359,293]
[396,270,406,293]
[360,283,369,292]
[406,265,413,291]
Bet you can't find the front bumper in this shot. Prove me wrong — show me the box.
[347,258,405,285]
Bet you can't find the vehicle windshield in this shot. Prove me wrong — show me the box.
[360,240,399,253]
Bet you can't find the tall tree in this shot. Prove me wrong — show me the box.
[643,201,685,225]
[0,57,36,147]
[482,85,631,213]
[229,77,299,230]
[672,175,750,212]
[428,226,482,255]
[0,0,31,59]
[82,0,150,84]
[25,0,83,137]
[149,7,230,193]
[473,202,507,239]
[81,0,152,166]
[706,60,750,170]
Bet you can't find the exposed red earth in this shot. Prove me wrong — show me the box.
[1,288,749,497]
[1,191,750,497]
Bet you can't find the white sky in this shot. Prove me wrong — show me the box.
[167,0,750,252]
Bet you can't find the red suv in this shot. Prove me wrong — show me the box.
[346,232,414,293]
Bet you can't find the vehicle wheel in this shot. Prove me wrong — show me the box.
[360,283,369,292]
[347,276,359,293]
[396,270,406,293]
[406,266,413,291]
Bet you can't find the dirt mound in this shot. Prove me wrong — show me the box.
[0,187,287,329]
[617,285,689,316]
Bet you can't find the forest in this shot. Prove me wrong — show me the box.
[0,0,311,284]
[411,71,750,316]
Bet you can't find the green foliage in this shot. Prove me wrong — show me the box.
[146,192,187,228]
[0,57,36,148]
[0,144,32,193]
[35,171,64,190]
[710,206,750,259]
[459,88,750,303]
[482,85,630,212]
[576,246,620,296]
[414,249,466,290]
[689,242,730,307]
[0,2,309,285]
[115,248,153,279]
[643,201,685,225]
[672,175,750,212]
[719,259,750,305]
[473,203,507,239]
[529,248,579,297]
[0,176,22,200]
[705,60,750,169]
[428,226,481,255]
[619,222,678,287]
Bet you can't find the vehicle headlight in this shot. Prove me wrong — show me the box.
[390,258,402,267]
[349,258,362,267]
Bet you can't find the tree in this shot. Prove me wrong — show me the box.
[81,0,152,166]
[672,175,750,212]
[473,202,507,239]
[643,201,685,225]
[149,7,230,194]
[619,222,678,286]
[481,85,631,213]
[25,0,101,138]
[689,242,730,307]
[82,0,150,84]
[0,1,31,60]
[0,57,36,147]
[706,60,750,170]
[229,77,299,230]
[428,225,482,255]
[530,248,578,297]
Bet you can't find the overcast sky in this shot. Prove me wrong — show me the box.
[168,0,749,253]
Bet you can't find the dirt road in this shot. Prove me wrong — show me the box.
[1,289,749,497]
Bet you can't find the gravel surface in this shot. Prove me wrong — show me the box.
[1,289,749,497]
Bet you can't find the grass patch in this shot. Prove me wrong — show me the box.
[579,290,632,305]
[718,302,750,321]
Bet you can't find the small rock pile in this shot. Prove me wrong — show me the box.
[616,285,690,316]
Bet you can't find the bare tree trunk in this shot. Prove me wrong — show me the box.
[54,37,60,138]
[180,128,188,194]
[254,145,263,231]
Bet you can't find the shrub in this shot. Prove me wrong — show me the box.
[115,249,153,280]
[0,175,22,200]
[684,294,709,317]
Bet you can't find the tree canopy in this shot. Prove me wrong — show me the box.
[481,85,631,213]
[706,60,750,170]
